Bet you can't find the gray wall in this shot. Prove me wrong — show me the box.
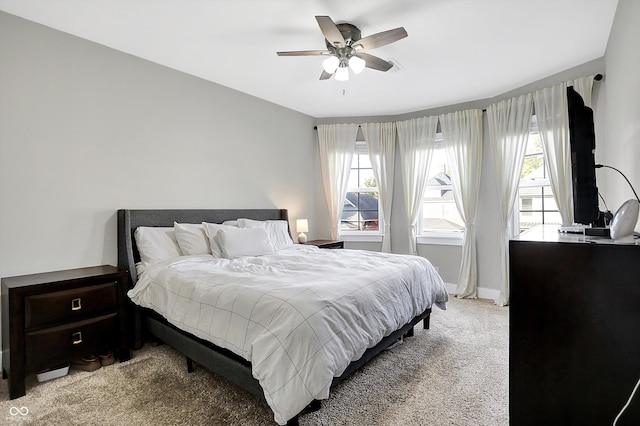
[602,0,640,219]
[0,12,317,278]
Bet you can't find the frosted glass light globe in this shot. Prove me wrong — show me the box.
[335,66,349,81]
[322,56,340,74]
[348,56,366,74]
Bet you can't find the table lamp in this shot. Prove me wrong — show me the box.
[296,219,309,243]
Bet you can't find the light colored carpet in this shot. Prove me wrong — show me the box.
[0,297,508,425]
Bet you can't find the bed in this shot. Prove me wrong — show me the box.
[117,208,448,425]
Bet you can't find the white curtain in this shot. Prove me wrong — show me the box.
[534,75,595,227]
[487,94,533,306]
[439,109,483,298]
[569,75,595,107]
[534,83,573,226]
[361,122,396,253]
[396,116,439,255]
[317,123,359,240]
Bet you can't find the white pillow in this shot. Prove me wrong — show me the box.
[134,227,182,266]
[216,226,274,259]
[237,218,294,250]
[174,222,210,255]
[202,222,241,258]
[236,218,266,228]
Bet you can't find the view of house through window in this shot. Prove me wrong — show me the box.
[341,143,380,232]
[339,125,561,235]
[421,138,464,233]
[517,118,561,233]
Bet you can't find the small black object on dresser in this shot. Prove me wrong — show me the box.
[1,265,130,399]
[302,239,344,249]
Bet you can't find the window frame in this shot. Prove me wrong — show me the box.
[340,141,384,241]
[513,115,560,234]
[417,134,464,246]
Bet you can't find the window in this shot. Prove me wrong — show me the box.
[516,117,561,233]
[341,142,381,233]
[420,136,464,234]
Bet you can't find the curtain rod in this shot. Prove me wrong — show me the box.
[313,125,361,130]
[313,74,604,130]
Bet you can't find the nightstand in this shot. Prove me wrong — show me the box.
[1,265,130,399]
[303,239,344,249]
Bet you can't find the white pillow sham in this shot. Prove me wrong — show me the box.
[202,222,241,258]
[174,222,210,255]
[216,226,274,259]
[237,218,294,250]
[134,226,182,266]
[236,218,266,229]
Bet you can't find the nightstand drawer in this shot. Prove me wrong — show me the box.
[25,313,117,372]
[25,282,118,330]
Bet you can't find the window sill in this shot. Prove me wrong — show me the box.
[417,232,463,246]
[340,233,384,243]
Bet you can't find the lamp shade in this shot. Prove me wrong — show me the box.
[296,219,309,233]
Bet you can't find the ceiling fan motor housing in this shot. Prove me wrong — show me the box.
[325,23,361,49]
[325,23,363,65]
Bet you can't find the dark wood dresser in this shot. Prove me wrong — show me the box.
[509,225,640,425]
[2,265,130,399]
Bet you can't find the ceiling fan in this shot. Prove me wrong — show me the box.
[277,16,408,81]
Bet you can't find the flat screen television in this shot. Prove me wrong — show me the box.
[567,85,601,226]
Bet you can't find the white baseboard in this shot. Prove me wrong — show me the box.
[444,282,501,302]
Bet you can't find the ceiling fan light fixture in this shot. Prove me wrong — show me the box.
[277,15,407,81]
[335,66,349,81]
[348,56,366,74]
[322,56,340,74]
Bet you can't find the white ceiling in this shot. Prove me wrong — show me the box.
[0,0,618,118]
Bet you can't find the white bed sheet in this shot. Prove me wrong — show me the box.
[128,245,448,425]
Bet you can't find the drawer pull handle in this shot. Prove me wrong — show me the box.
[72,331,83,345]
[71,298,82,311]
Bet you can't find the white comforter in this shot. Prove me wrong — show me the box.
[128,245,448,424]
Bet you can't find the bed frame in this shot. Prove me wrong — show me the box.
[117,208,431,425]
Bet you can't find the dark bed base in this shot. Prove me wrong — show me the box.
[117,208,432,425]
[139,306,431,425]
[139,307,431,405]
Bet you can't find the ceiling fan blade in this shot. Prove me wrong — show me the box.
[277,50,330,56]
[315,16,346,47]
[353,27,408,51]
[355,53,394,72]
[319,70,333,80]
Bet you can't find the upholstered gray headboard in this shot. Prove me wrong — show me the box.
[117,209,289,286]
